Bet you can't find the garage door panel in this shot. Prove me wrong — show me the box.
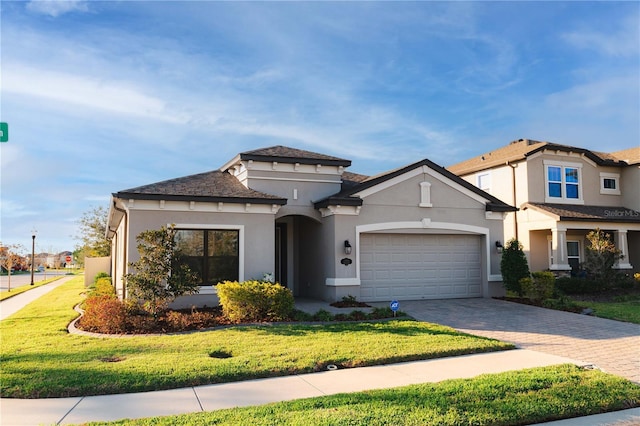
[360,233,482,302]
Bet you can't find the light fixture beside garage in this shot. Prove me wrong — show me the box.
[344,240,352,255]
[495,240,504,253]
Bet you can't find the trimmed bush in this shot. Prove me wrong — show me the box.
[520,271,555,302]
[90,277,115,297]
[217,280,294,322]
[79,295,127,333]
[500,238,530,296]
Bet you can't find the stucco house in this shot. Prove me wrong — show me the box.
[106,146,515,306]
[448,139,640,277]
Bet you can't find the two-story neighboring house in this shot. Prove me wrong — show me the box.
[107,146,515,306]
[448,139,640,276]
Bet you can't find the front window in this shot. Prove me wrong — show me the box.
[175,229,239,285]
[544,161,583,203]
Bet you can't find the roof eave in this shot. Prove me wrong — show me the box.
[240,153,351,167]
[113,192,288,205]
[314,196,363,209]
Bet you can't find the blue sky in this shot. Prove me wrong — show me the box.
[1,1,638,253]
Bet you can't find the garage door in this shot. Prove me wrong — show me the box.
[360,233,482,302]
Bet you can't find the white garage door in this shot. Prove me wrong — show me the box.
[360,233,482,302]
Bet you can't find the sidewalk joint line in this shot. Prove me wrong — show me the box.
[57,396,84,425]
[192,387,204,412]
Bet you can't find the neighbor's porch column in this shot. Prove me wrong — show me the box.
[614,229,633,270]
[549,227,571,271]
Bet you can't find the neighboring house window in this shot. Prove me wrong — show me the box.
[600,172,621,195]
[548,239,581,273]
[174,229,239,285]
[566,241,580,272]
[477,173,491,193]
[544,160,583,203]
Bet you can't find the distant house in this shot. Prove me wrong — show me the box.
[106,146,515,306]
[448,139,640,276]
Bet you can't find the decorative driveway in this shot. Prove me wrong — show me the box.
[389,298,639,383]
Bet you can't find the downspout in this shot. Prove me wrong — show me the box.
[112,200,128,300]
[507,162,518,241]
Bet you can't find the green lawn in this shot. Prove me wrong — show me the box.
[0,277,513,398]
[574,297,640,324]
[87,364,640,426]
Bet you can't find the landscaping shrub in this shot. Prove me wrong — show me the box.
[520,271,555,302]
[90,276,115,297]
[500,238,530,296]
[79,295,127,333]
[555,273,635,295]
[94,271,110,283]
[217,280,294,322]
[583,228,623,281]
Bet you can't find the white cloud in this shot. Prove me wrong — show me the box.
[26,0,89,17]
[4,65,188,124]
[0,199,38,219]
[562,14,640,58]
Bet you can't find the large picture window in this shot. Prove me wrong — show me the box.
[544,161,583,203]
[174,229,239,285]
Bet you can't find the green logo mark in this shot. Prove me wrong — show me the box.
[0,123,8,142]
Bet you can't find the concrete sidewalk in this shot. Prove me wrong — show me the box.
[0,276,75,321]
[0,349,599,425]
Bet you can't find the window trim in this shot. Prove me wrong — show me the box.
[548,238,581,270]
[543,160,584,204]
[600,172,621,195]
[172,224,244,286]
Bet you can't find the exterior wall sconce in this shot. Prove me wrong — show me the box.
[344,240,352,255]
[495,240,503,254]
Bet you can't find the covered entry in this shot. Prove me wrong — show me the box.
[359,233,483,302]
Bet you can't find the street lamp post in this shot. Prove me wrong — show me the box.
[30,230,36,285]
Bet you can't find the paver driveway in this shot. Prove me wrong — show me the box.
[392,298,639,383]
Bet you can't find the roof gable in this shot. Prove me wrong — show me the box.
[114,170,287,204]
[315,158,515,212]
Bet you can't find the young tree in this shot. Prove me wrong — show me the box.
[583,228,622,281]
[0,243,26,292]
[500,238,530,296]
[75,206,111,260]
[125,226,200,318]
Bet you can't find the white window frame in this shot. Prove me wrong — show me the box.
[548,238,581,269]
[543,160,584,204]
[600,172,621,195]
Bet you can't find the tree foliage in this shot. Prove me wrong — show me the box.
[75,206,111,260]
[500,238,530,296]
[583,228,622,281]
[125,225,200,318]
[0,243,27,291]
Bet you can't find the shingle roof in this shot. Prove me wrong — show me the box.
[114,170,287,204]
[315,158,516,212]
[448,139,631,175]
[611,147,640,165]
[525,203,640,223]
[240,145,351,167]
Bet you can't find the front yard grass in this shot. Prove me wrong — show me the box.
[88,364,640,426]
[573,296,640,324]
[0,277,513,398]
